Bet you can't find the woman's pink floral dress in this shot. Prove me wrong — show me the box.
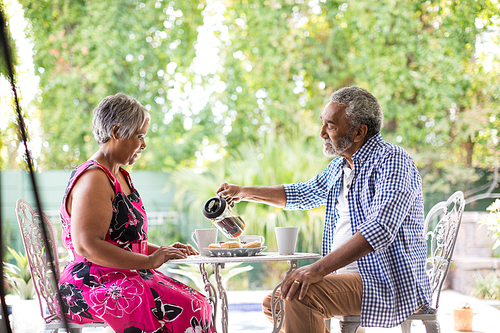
[58,160,212,333]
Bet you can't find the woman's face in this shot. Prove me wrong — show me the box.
[116,118,149,166]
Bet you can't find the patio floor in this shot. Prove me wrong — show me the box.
[226,289,500,333]
[4,289,498,332]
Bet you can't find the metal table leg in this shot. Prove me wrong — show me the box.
[271,259,298,333]
[200,263,218,333]
[213,263,228,333]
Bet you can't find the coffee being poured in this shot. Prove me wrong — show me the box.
[203,196,245,239]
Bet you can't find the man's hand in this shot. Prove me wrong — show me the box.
[216,182,244,205]
[280,264,326,301]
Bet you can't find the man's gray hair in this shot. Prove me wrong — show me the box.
[92,93,150,145]
[330,86,383,140]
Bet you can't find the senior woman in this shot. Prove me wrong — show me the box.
[58,93,212,333]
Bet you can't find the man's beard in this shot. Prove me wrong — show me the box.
[323,132,354,157]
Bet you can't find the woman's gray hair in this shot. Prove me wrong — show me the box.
[330,86,383,140]
[92,93,150,145]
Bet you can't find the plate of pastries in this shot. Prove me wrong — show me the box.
[204,241,266,257]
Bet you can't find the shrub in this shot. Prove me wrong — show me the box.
[3,247,35,300]
[472,273,500,300]
[479,199,500,250]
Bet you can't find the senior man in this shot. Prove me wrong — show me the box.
[216,86,432,332]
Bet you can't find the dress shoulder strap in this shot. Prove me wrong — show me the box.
[66,160,118,198]
[88,160,117,189]
[60,160,119,224]
[119,167,135,192]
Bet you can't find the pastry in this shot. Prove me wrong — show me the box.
[242,241,261,248]
[220,241,241,249]
[208,243,221,249]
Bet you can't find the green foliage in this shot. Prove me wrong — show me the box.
[0,1,19,77]
[5,0,499,210]
[472,273,500,300]
[170,132,327,253]
[3,247,35,300]
[479,199,500,249]
[13,0,498,168]
[17,0,207,170]
[216,0,500,206]
[148,222,181,246]
[0,1,22,171]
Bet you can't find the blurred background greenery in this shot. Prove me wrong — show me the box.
[1,0,500,290]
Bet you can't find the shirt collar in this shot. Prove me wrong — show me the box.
[350,132,383,167]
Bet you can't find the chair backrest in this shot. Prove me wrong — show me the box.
[15,199,61,323]
[423,191,465,311]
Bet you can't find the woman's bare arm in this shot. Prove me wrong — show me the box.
[69,168,186,270]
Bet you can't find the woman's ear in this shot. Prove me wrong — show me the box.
[112,125,121,140]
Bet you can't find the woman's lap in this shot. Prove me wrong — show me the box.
[59,262,212,333]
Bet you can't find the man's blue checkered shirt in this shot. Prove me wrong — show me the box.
[283,133,432,328]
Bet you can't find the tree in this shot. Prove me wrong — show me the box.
[211,0,500,206]
[170,132,329,253]
[17,0,209,170]
[9,0,500,206]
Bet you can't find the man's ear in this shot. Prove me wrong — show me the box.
[353,124,368,143]
[112,125,121,140]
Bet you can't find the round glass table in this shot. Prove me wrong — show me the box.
[167,252,321,333]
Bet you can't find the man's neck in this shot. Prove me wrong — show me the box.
[341,139,367,169]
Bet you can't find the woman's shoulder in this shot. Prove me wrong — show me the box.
[70,160,117,192]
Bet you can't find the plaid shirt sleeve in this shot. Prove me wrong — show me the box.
[349,135,431,327]
[358,150,420,252]
[283,158,341,210]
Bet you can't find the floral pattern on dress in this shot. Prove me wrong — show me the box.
[89,272,145,318]
[110,192,146,245]
[71,261,100,287]
[58,160,212,333]
[138,269,154,281]
[60,282,94,321]
[150,287,183,323]
[184,317,210,333]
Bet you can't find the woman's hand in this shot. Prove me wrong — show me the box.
[148,245,187,269]
[171,242,199,256]
[216,182,244,205]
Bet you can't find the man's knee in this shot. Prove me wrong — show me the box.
[262,292,272,314]
[262,291,283,317]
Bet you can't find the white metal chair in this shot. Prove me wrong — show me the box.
[331,190,465,333]
[15,199,109,333]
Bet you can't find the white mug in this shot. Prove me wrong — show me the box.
[239,235,265,246]
[190,228,218,256]
[275,227,298,255]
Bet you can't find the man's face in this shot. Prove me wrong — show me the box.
[319,103,354,157]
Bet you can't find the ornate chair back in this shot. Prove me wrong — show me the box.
[423,190,465,311]
[15,198,61,323]
[333,190,466,333]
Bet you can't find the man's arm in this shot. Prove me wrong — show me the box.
[280,231,373,300]
[359,151,421,252]
[312,231,373,276]
[216,183,286,208]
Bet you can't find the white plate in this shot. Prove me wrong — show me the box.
[203,246,267,257]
